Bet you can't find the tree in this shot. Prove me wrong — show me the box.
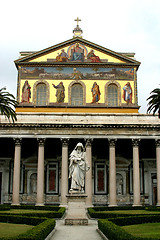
[147,88,160,118]
[0,87,18,122]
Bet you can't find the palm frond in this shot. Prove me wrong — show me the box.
[147,87,160,118]
[0,87,18,122]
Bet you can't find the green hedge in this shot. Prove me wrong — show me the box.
[88,206,160,219]
[88,208,148,219]
[109,215,160,226]
[10,205,60,211]
[0,214,46,226]
[98,219,158,240]
[0,207,65,219]
[98,219,136,240]
[93,206,147,211]
[0,218,56,240]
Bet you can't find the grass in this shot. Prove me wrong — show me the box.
[0,222,34,238]
[101,210,160,215]
[122,222,160,239]
[0,209,52,214]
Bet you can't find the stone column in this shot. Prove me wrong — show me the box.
[60,138,69,206]
[12,138,22,205]
[108,139,117,207]
[36,138,45,206]
[156,139,160,206]
[132,139,141,206]
[85,139,93,206]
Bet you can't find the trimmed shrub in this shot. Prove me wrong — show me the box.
[93,206,147,211]
[0,207,65,219]
[109,215,160,226]
[98,219,136,240]
[10,205,60,211]
[87,208,148,219]
[0,214,46,225]
[0,218,56,240]
[98,219,159,240]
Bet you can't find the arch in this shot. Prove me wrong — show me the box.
[68,81,86,105]
[33,80,50,106]
[105,81,121,106]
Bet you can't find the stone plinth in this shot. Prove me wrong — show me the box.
[65,193,88,225]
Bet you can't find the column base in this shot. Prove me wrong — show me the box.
[60,204,68,208]
[35,203,45,206]
[132,204,142,207]
[156,203,160,207]
[11,203,20,206]
[108,204,117,207]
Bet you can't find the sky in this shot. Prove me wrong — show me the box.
[0,0,160,114]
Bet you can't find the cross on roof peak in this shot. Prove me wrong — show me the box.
[74,17,81,26]
[73,17,83,38]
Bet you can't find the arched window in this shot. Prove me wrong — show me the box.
[36,83,47,105]
[107,84,118,106]
[71,83,83,106]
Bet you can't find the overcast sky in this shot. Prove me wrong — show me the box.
[0,0,159,113]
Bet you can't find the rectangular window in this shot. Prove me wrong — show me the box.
[46,162,59,194]
[94,162,107,194]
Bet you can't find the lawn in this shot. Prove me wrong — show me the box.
[122,222,160,239]
[0,222,34,238]
[100,210,160,215]
[1,209,52,214]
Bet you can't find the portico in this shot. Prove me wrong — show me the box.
[0,112,159,206]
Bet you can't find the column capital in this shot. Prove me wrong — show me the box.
[155,139,160,147]
[61,138,69,147]
[108,138,117,147]
[85,138,93,147]
[132,138,140,147]
[13,138,22,146]
[37,138,46,146]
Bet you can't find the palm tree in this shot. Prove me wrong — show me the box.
[0,87,18,122]
[147,88,160,118]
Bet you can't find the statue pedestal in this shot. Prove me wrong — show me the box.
[65,193,88,225]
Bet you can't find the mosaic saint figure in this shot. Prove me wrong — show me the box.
[69,143,89,192]
[56,49,69,62]
[91,82,101,103]
[52,82,65,103]
[21,80,31,103]
[71,68,83,80]
[123,82,132,104]
[70,43,84,62]
[87,50,101,63]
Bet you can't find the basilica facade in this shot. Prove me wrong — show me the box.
[0,21,160,207]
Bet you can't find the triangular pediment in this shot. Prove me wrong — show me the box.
[15,37,140,67]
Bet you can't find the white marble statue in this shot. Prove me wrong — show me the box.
[69,142,89,192]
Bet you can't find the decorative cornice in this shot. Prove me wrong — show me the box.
[1,123,159,130]
[13,138,22,146]
[155,139,160,147]
[37,138,46,146]
[132,138,140,147]
[61,138,69,147]
[15,62,139,68]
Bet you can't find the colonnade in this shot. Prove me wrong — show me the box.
[11,138,160,206]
